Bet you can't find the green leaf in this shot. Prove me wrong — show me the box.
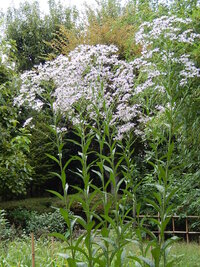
[144,198,160,213]
[66,245,89,259]
[60,208,70,225]
[139,256,155,267]
[63,157,74,172]
[45,153,59,164]
[101,214,116,230]
[165,187,178,206]
[167,142,174,161]
[49,171,62,180]
[76,215,87,229]
[161,217,171,234]
[77,262,88,267]
[49,232,68,242]
[66,258,77,267]
[103,165,113,174]
[46,190,64,201]
[66,138,82,147]
[58,143,64,153]
[58,253,70,259]
[151,247,161,266]
[153,192,162,206]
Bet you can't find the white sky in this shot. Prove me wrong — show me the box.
[0,0,94,12]
[0,1,172,15]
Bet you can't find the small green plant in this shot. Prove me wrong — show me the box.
[0,209,15,241]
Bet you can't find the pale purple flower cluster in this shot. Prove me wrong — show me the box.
[15,44,141,137]
[15,16,200,139]
[135,16,199,47]
[133,15,200,94]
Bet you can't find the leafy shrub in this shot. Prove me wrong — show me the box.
[5,207,69,239]
[8,208,34,229]
[25,209,67,238]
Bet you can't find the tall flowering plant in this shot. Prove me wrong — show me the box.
[129,16,200,266]
[133,16,200,126]
[14,15,200,266]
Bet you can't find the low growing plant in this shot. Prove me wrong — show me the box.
[0,209,15,241]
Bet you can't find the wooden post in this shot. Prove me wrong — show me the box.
[185,218,189,244]
[31,233,35,267]
[51,236,54,248]
[172,217,175,235]
[51,236,54,265]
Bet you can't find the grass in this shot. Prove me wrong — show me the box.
[0,237,66,266]
[0,238,199,267]
[169,242,200,267]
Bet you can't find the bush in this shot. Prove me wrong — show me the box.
[4,207,69,239]
[25,209,67,238]
[8,208,34,229]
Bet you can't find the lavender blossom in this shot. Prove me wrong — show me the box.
[15,15,200,140]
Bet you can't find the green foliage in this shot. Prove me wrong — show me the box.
[49,0,167,60]
[0,36,32,199]
[1,207,67,239]
[25,209,67,237]
[0,197,64,213]
[28,115,60,191]
[0,239,199,267]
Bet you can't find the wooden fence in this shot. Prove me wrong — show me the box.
[137,215,200,244]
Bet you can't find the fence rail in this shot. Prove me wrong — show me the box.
[137,215,200,243]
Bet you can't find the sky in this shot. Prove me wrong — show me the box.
[0,0,172,15]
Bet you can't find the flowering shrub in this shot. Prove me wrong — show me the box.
[13,14,200,266]
[15,44,140,139]
[130,15,200,145]
[15,16,200,141]
[133,15,200,99]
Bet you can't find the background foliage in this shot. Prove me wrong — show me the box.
[0,35,32,199]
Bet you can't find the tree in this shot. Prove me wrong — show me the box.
[3,0,79,71]
[0,35,32,199]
